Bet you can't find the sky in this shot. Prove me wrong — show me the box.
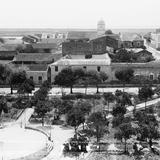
[0,0,159,29]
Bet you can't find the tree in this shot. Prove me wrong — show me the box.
[9,69,27,94]
[0,64,27,94]
[105,30,113,34]
[75,99,92,129]
[58,100,74,115]
[138,85,154,110]
[86,70,101,93]
[78,70,108,94]
[67,106,85,137]
[99,71,108,83]
[139,122,159,148]
[134,111,160,148]
[112,103,127,117]
[0,97,8,117]
[115,122,135,153]
[54,67,76,94]
[117,92,132,107]
[0,38,4,44]
[33,86,49,104]
[41,80,51,90]
[115,68,134,91]
[35,100,51,126]
[0,64,11,85]
[113,49,132,62]
[87,112,109,143]
[103,92,115,112]
[17,78,35,95]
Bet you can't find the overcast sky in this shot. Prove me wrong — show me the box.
[0,0,159,29]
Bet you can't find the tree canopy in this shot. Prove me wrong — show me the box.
[115,122,135,152]
[115,68,134,86]
[138,85,154,109]
[54,67,76,94]
[87,112,109,142]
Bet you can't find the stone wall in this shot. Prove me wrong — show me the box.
[62,40,91,56]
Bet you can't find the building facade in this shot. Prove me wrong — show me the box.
[151,31,160,49]
[48,53,111,83]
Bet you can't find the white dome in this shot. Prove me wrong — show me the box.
[97,19,105,25]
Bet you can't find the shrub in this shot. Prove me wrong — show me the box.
[62,94,76,100]
[61,94,101,100]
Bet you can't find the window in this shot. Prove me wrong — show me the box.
[149,74,154,80]
[55,66,58,72]
[97,66,101,72]
[38,76,42,83]
[30,76,33,80]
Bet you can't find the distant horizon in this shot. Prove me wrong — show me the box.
[0,0,160,29]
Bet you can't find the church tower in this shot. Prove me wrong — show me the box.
[97,19,106,36]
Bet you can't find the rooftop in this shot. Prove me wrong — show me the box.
[67,31,97,40]
[0,44,19,51]
[51,53,111,66]
[67,53,110,60]
[27,64,48,71]
[111,60,160,68]
[13,53,62,62]
[120,33,143,41]
[32,43,58,49]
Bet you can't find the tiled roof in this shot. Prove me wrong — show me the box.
[136,49,152,55]
[111,61,160,68]
[67,31,97,40]
[90,34,121,42]
[27,64,48,71]
[121,33,143,41]
[67,53,110,60]
[40,38,65,44]
[0,44,19,51]
[51,53,111,66]
[32,43,58,49]
[51,59,110,66]
[13,53,62,62]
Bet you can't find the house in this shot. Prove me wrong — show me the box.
[0,44,18,63]
[48,53,111,83]
[12,52,62,84]
[111,60,160,81]
[32,43,59,53]
[0,51,17,60]
[66,31,97,40]
[26,64,48,84]
[120,33,144,48]
[63,32,121,56]
[12,52,62,65]
[151,29,160,49]
[0,36,23,44]
[62,40,91,56]
[23,35,40,44]
[90,34,121,54]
